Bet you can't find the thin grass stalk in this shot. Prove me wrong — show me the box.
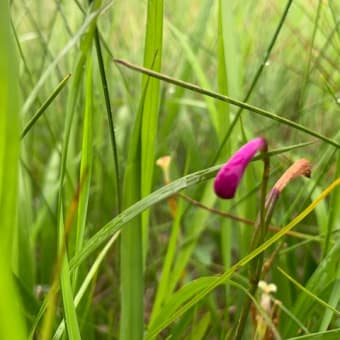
[278,266,340,317]
[177,192,319,241]
[114,59,340,148]
[92,22,121,212]
[21,73,71,139]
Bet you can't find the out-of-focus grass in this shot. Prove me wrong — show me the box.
[0,2,27,339]
[7,0,340,338]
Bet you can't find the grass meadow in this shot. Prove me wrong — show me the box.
[1,0,340,339]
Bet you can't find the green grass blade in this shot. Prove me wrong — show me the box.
[120,1,163,339]
[93,26,121,212]
[0,2,27,339]
[72,54,94,287]
[141,0,164,257]
[119,82,145,340]
[59,254,81,340]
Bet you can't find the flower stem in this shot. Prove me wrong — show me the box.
[233,159,311,339]
[233,154,272,340]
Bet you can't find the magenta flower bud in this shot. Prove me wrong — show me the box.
[214,137,267,199]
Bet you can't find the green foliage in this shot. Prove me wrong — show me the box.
[5,0,340,339]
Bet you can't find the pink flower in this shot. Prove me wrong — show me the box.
[214,137,267,199]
